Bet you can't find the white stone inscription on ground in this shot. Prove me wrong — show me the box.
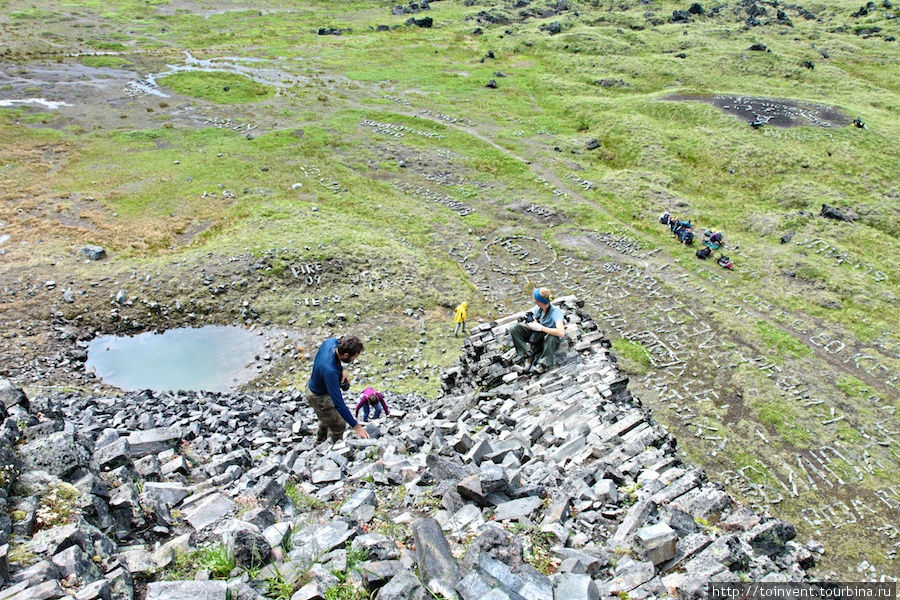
[661,94,851,128]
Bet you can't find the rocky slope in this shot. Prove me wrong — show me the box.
[0,298,818,600]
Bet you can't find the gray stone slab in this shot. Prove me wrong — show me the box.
[21,432,89,478]
[146,581,228,600]
[377,571,427,599]
[0,379,27,409]
[476,554,552,600]
[636,522,677,565]
[185,492,236,531]
[339,488,376,516]
[552,573,598,600]
[493,496,542,522]
[1,580,64,600]
[74,579,110,600]
[411,517,460,597]
[611,499,655,545]
[289,520,354,563]
[93,438,131,469]
[127,427,183,458]
[359,560,402,591]
[442,504,483,536]
[608,558,655,593]
[51,544,101,583]
[143,482,189,508]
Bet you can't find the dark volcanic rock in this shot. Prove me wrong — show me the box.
[21,432,90,479]
[406,16,433,27]
[80,246,106,261]
[411,517,460,596]
[747,520,796,556]
[540,21,562,34]
[225,522,271,568]
[821,204,857,222]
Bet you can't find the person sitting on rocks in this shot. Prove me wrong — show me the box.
[509,287,566,374]
[354,387,389,422]
[453,301,468,337]
[306,335,369,443]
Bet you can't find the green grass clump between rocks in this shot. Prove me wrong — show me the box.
[158,71,276,103]
[611,337,652,375]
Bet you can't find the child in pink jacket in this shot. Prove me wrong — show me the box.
[354,387,389,421]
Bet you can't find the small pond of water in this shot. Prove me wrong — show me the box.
[85,326,266,393]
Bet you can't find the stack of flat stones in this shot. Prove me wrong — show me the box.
[0,297,815,600]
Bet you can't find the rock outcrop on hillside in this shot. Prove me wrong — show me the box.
[0,298,815,599]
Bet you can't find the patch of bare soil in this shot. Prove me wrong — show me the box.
[662,94,851,128]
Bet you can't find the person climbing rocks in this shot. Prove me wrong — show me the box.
[509,287,566,374]
[453,301,468,337]
[354,387,389,422]
[306,335,369,443]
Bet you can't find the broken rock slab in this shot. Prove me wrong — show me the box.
[376,570,427,599]
[493,496,542,522]
[411,517,460,598]
[339,488,376,516]
[0,379,28,410]
[224,521,271,568]
[551,572,599,600]
[126,427,183,458]
[20,432,90,478]
[146,580,228,600]
[290,520,354,563]
[142,482,189,509]
[746,519,796,557]
[636,522,677,565]
[474,553,553,599]
[185,492,237,532]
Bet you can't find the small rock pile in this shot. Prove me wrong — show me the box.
[0,297,816,599]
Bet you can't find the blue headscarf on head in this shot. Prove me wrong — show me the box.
[533,288,550,304]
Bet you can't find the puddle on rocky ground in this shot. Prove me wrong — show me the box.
[662,94,850,128]
[85,325,267,392]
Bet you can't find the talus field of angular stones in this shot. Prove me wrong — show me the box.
[0,298,817,600]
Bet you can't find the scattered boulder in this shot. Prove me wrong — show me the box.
[224,522,271,568]
[411,518,460,597]
[20,432,89,479]
[820,204,858,222]
[80,246,106,261]
[540,21,562,35]
[406,16,433,27]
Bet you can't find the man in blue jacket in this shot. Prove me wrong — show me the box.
[307,335,370,443]
[509,287,566,374]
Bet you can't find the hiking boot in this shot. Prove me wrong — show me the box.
[532,363,548,375]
